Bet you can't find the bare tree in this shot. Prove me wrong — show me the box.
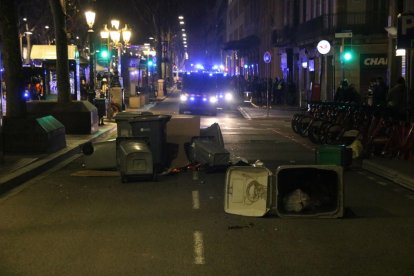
[131,0,180,78]
[48,0,71,104]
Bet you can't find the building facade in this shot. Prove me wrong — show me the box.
[222,0,414,107]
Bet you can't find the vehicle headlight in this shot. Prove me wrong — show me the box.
[180,94,188,102]
[225,92,233,101]
[209,96,218,103]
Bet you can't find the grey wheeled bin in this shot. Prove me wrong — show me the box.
[116,137,153,182]
[224,164,344,218]
[129,114,172,172]
[93,98,107,125]
[114,111,153,137]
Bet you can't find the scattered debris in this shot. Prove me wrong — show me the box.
[71,170,119,177]
[227,223,254,230]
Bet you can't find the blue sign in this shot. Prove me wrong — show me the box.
[263,51,271,63]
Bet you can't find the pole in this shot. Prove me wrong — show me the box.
[266,63,269,117]
[0,51,2,163]
[25,24,31,64]
[341,37,345,81]
[407,49,413,121]
[88,30,95,98]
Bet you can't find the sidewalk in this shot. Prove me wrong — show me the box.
[0,98,159,195]
[1,99,413,196]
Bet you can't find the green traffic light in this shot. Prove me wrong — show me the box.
[344,52,352,61]
[342,51,353,62]
[100,50,109,59]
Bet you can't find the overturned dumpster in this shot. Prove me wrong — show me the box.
[224,164,344,218]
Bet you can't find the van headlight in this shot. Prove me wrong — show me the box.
[180,94,188,102]
[209,96,218,103]
[224,92,233,101]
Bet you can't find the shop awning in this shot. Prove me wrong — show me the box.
[30,45,79,60]
[222,35,260,50]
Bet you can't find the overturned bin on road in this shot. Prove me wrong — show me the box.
[116,137,153,182]
[225,164,344,218]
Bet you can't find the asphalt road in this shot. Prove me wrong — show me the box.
[1,97,414,275]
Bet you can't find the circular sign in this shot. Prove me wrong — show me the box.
[263,51,271,63]
[317,40,331,55]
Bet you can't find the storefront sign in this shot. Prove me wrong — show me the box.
[360,54,388,68]
[317,40,331,54]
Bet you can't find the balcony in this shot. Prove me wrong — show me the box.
[273,12,389,46]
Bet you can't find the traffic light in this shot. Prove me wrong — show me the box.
[341,49,354,63]
[100,49,109,60]
[148,56,154,67]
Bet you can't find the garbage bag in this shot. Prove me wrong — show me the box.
[283,189,311,212]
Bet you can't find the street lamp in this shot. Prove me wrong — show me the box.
[99,20,132,117]
[85,10,96,100]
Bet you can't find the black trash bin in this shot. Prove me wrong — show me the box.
[275,165,344,218]
[94,98,107,125]
[129,114,172,172]
[114,111,153,137]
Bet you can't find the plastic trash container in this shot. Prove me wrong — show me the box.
[224,164,344,218]
[225,166,272,217]
[94,98,107,117]
[276,165,344,218]
[114,111,153,137]
[129,114,171,171]
[315,144,352,167]
[116,137,153,182]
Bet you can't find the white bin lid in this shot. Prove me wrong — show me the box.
[224,166,271,217]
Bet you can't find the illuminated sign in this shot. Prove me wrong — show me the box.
[317,40,331,55]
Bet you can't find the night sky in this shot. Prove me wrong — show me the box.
[92,0,213,62]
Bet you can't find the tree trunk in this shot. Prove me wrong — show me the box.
[48,0,71,104]
[0,0,26,117]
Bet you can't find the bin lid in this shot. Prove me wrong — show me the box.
[114,111,153,121]
[129,114,172,123]
[224,166,271,217]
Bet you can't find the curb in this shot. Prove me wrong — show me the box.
[0,124,117,196]
[362,159,414,191]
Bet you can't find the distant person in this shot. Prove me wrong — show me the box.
[334,79,360,104]
[35,78,44,100]
[387,77,407,119]
[372,77,387,107]
[80,77,88,100]
[1,80,6,99]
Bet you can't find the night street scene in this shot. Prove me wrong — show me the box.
[1,0,414,275]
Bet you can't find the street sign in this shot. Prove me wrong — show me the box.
[397,13,414,48]
[335,32,352,38]
[263,51,271,63]
[317,40,331,55]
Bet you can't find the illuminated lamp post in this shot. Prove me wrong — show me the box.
[85,10,96,101]
[100,24,110,74]
[108,20,131,78]
[100,20,132,116]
